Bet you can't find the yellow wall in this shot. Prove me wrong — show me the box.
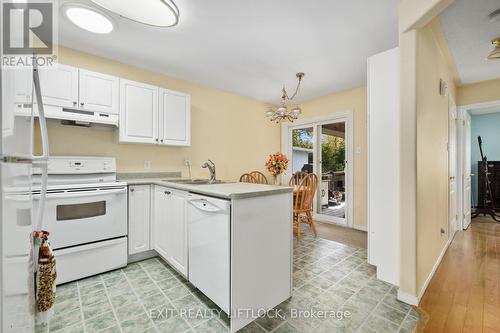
[294,87,368,229]
[457,78,500,106]
[415,19,457,294]
[34,47,280,181]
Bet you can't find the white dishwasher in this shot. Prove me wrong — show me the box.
[187,194,231,314]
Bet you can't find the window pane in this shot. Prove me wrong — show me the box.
[320,122,346,219]
[292,127,314,174]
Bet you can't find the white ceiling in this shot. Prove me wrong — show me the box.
[469,103,500,115]
[440,0,500,84]
[58,0,399,103]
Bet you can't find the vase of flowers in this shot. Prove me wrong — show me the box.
[265,152,289,185]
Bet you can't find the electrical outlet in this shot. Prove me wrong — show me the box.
[144,160,151,169]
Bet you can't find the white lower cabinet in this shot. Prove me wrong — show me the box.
[128,185,152,255]
[152,185,188,277]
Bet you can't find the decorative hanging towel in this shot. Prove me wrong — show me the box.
[33,231,57,324]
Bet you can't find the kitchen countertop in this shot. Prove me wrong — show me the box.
[117,174,294,200]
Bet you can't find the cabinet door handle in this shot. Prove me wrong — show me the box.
[130,188,134,192]
[73,101,77,106]
[160,139,164,143]
[155,138,159,142]
[80,102,84,107]
[164,191,171,195]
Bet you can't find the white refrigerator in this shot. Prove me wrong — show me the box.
[1,61,50,331]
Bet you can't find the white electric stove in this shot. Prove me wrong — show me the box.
[32,156,128,284]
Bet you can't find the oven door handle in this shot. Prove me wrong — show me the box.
[32,187,127,200]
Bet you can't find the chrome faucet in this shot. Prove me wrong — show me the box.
[202,159,217,183]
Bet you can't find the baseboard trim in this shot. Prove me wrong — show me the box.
[353,225,367,232]
[396,237,452,306]
[397,290,418,306]
[416,238,452,303]
[315,218,367,232]
[128,250,157,263]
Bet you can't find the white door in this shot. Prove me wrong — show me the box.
[36,64,79,108]
[153,186,188,276]
[119,79,158,144]
[128,185,151,255]
[1,163,34,333]
[463,112,472,229]
[79,69,119,114]
[159,88,191,146]
[153,186,169,260]
[164,190,187,276]
[449,97,458,238]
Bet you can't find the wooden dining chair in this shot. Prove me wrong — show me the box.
[239,173,258,183]
[293,173,319,238]
[289,171,308,186]
[249,171,268,184]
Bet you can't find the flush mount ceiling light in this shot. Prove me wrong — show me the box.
[90,0,179,27]
[265,73,305,123]
[63,4,114,34]
[488,37,500,60]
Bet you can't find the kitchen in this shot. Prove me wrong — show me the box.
[1,1,424,333]
[2,52,295,333]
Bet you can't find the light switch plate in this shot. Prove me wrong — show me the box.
[144,160,151,169]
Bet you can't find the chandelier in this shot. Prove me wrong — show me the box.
[265,72,305,123]
[488,37,500,60]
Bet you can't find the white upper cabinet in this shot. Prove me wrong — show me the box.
[119,79,159,144]
[79,69,119,114]
[7,64,190,138]
[159,88,191,146]
[36,64,79,108]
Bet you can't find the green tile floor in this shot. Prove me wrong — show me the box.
[35,233,419,333]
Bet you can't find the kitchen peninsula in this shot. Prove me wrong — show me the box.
[122,174,294,332]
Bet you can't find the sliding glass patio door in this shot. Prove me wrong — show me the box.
[284,113,353,226]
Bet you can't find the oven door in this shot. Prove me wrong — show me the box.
[33,186,127,249]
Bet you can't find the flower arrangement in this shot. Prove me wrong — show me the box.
[265,152,289,176]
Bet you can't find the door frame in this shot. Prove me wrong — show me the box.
[281,111,354,228]
[457,99,500,230]
[448,95,458,240]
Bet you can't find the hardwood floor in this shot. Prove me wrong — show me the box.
[419,217,500,333]
[313,221,367,248]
